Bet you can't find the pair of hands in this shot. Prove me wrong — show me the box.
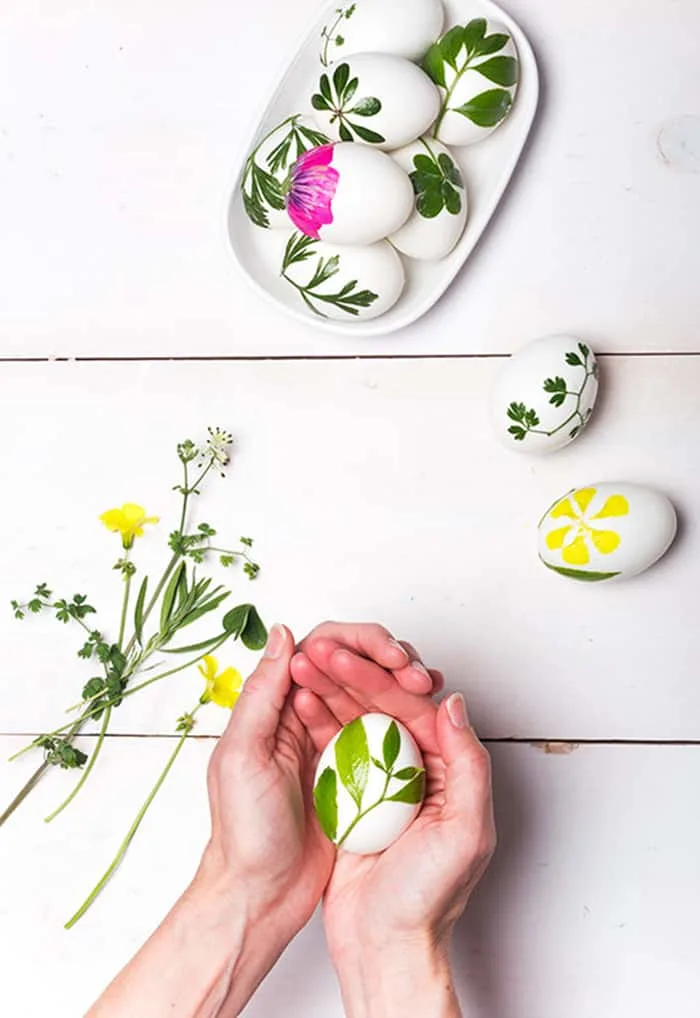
[200,621,496,1015]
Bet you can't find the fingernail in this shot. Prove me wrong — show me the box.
[447,692,469,729]
[264,624,285,659]
[412,661,430,677]
[388,638,408,659]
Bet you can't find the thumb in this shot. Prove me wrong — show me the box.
[225,624,295,748]
[436,693,494,829]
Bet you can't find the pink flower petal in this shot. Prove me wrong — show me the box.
[286,144,339,239]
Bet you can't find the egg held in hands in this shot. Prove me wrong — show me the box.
[285,142,414,245]
[313,712,426,855]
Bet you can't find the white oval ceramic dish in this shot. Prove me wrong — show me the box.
[228,0,539,337]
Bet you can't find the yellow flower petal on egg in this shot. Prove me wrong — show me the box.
[551,497,577,520]
[562,535,590,566]
[573,487,597,514]
[546,526,572,550]
[590,529,621,555]
[591,495,629,520]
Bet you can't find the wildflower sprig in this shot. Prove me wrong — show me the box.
[2,428,267,921]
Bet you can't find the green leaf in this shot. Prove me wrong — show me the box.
[543,376,567,393]
[416,187,444,218]
[565,351,583,367]
[475,32,509,56]
[387,770,426,804]
[474,55,518,86]
[463,18,487,56]
[160,561,186,632]
[343,76,359,105]
[394,766,421,780]
[507,401,526,422]
[222,603,251,639]
[422,42,446,87]
[508,425,527,441]
[438,152,463,187]
[413,153,441,177]
[350,96,381,116]
[333,62,350,98]
[313,767,338,841]
[162,634,226,655]
[382,720,401,771]
[454,88,512,127]
[311,93,331,111]
[334,717,370,807]
[133,576,148,645]
[440,25,465,69]
[350,123,385,144]
[578,342,590,359]
[442,181,462,214]
[371,755,387,772]
[549,392,566,408]
[254,167,285,211]
[338,121,353,142]
[542,561,620,582]
[570,426,581,439]
[523,408,540,428]
[319,72,333,104]
[241,606,268,651]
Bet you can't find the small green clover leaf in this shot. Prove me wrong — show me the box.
[410,146,464,219]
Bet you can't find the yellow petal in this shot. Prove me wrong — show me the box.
[591,495,629,520]
[562,535,590,566]
[210,668,243,709]
[546,526,572,550]
[551,498,577,520]
[99,509,126,532]
[590,528,621,555]
[121,503,147,525]
[198,655,218,682]
[573,488,597,514]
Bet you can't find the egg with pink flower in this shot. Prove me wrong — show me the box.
[285,142,414,246]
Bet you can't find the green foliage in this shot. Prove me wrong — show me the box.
[313,767,338,840]
[335,717,370,808]
[506,345,598,445]
[241,116,330,229]
[281,232,379,319]
[36,736,88,770]
[222,603,268,650]
[423,19,518,134]
[387,771,426,804]
[543,376,568,408]
[410,147,464,219]
[311,63,385,144]
[542,561,620,582]
[382,720,401,771]
[320,2,358,67]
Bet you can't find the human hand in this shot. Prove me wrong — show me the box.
[291,633,496,1017]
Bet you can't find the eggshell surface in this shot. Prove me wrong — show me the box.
[314,713,425,854]
[538,483,678,583]
[390,137,468,259]
[430,19,519,147]
[311,54,441,151]
[286,143,414,245]
[492,335,599,454]
[280,235,405,321]
[320,0,445,63]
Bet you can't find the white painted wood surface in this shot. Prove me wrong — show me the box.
[2,738,699,1017]
[1,356,697,741]
[1,0,699,357]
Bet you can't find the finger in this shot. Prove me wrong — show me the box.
[436,694,496,856]
[429,669,445,695]
[299,621,409,671]
[391,640,435,695]
[222,624,294,750]
[291,651,363,725]
[293,687,342,753]
[304,639,440,754]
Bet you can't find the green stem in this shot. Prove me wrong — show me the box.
[43,706,112,823]
[64,704,202,928]
[321,10,345,67]
[118,559,132,650]
[0,721,83,828]
[337,770,393,849]
[433,52,478,138]
[244,117,298,181]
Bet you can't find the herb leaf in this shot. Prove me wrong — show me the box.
[382,720,401,771]
[387,770,426,804]
[454,88,513,127]
[314,767,338,841]
[335,717,370,807]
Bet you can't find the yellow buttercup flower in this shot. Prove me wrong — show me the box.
[545,487,629,566]
[99,503,159,549]
[198,655,243,709]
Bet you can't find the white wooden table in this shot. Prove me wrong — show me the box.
[1,1,699,1015]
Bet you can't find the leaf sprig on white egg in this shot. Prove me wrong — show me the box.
[281,231,379,317]
[507,343,599,443]
[311,62,385,145]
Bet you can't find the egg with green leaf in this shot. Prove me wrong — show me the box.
[319,0,445,65]
[311,53,441,151]
[313,713,426,854]
[424,18,519,147]
[390,137,468,260]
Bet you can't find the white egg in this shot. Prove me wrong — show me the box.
[285,142,413,245]
[426,18,519,147]
[389,137,467,259]
[280,232,405,321]
[313,713,425,854]
[320,0,445,64]
[241,115,331,230]
[492,335,600,454]
[311,53,441,151]
[538,483,678,583]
